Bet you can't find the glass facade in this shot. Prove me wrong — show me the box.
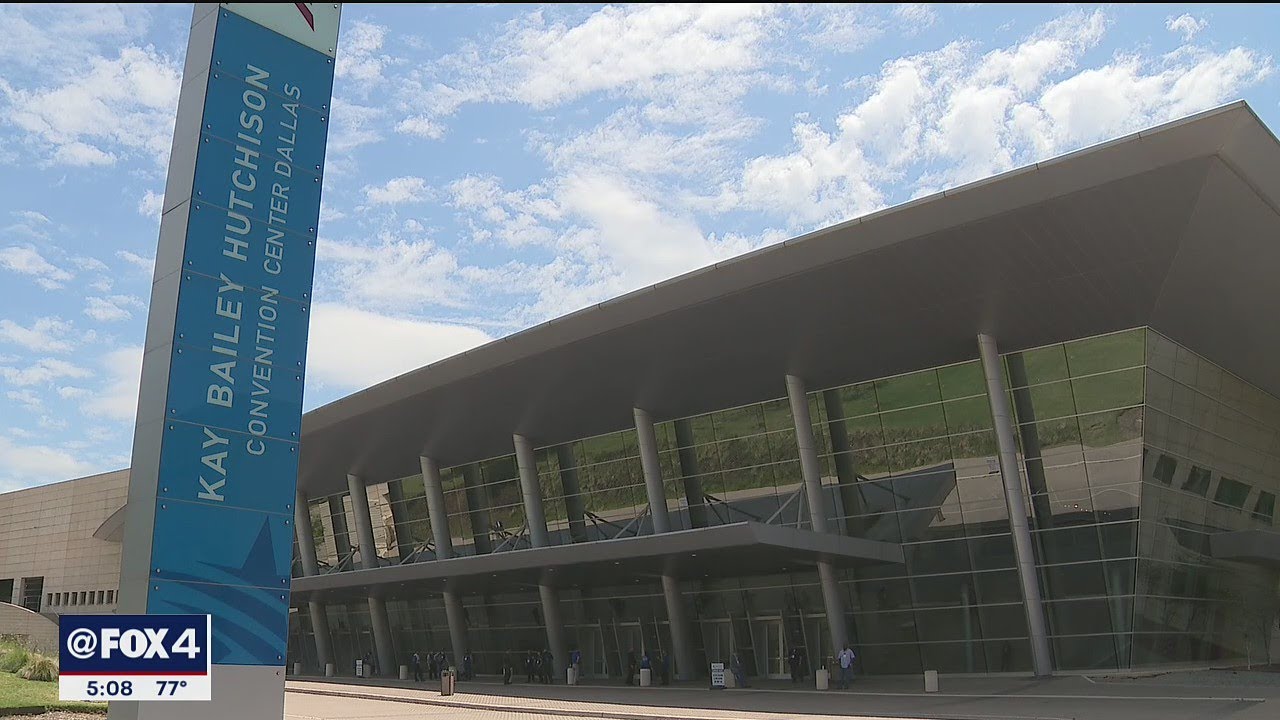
[289,328,1280,677]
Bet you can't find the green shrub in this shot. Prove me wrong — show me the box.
[0,646,30,673]
[18,654,59,682]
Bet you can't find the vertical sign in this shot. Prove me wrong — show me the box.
[115,4,340,719]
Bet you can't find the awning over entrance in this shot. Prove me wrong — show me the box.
[1210,529,1280,568]
[291,521,903,602]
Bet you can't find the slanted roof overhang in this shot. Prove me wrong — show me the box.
[290,521,904,601]
[296,102,1280,498]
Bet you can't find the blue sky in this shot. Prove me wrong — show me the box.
[0,3,1276,492]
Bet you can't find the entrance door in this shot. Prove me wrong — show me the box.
[760,618,786,678]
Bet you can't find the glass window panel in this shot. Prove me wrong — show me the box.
[949,430,997,467]
[1211,477,1251,509]
[1145,330,1178,378]
[861,643,922,675]
[1072,368,1144,414]
[712,404,766,440]
[1047,598,1116,637]
[1146,369,1175,414]
[1008,345,1069,388]
[938,361,986,400]
[846,413,886,452]
[969,537,1018,573]
[1065,329,1144,377]
[834,381,879,418]
[853,446,891,478]
[1252,491,1276,524]
[956,475,1007,531]
[1099,521,1138,560]
[921,640,987,673]
[984,638,1032,672]
[1181,466,1211,497]
[887,437,952,474]
[876,369,941,411]
[910,574,976,608]
[1052,634,1120,671]
[694,443,723,475]
[905,537,972,576]
[853,577,912,612]
[760,398,793,432]
[579,432,627,465]
[1043,561,1108,599]
[1078,408,1143,455]
[943,396,992,435]
[1148,453,1177,486]
[978,603,1028,638]
[854,610,919,645]
[1020,381,1078,422]
[881,404,948,445]
[767,429,799,464]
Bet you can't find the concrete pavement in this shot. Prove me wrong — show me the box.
[285,670,1280,720]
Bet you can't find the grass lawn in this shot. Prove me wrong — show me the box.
[0,671,105,714]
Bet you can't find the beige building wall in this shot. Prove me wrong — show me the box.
[0,469,129,617]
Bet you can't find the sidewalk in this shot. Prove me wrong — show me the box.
[286,669,1280,720]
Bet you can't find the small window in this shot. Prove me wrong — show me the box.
[1182,466,1211,497]
[70,593,77,606]
[47,593,53,606]
[1253,492,1276,524]
[106,590,115,604]
[80,591,88,605]
[96,590,104,605]
[1153,454,1177,485]
[1213,477,1251,509]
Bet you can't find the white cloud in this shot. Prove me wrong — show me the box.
[803,5,882,52]
[399,4,784,133]
[116,250,155,274]
[305,304,490,391]
[6,389,43,411]
[0,245,73,288]
[138,189,163,218]
[319,231,463,310]
[893,4,938,33]
[0,434,95,493]
[57,386,90,399]
[394,116,445,140]
[84,294,144,322]
[725,10,1272,227]
[364,176,432,205]
[336,21,396,89]
[83,346,142,422]
[0,316,75,353]
[0,357,93,386]
[0,44,181,167]
[1166,14,1208,42]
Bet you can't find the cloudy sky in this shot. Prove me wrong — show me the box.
[0,3,1276,492]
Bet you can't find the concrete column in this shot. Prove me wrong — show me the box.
[514,434,550,547]
[294,490,331,672]
[420,456,454,559]
[673,419,709,528]
[347,474,396,675]
[366,596,396,677]
[461,464,493,554]
[661,575,697,681]
[978,333,1054,678]
[307,601,332,672]
[385,479,413,562]
[539,584,568,680]
[785,374,850,654]
[634,407,671,534]
[555,445,588,543]
[294,490,319,577]
[443,589,468,663]
[327,496,352,568]
[821,390,866,536]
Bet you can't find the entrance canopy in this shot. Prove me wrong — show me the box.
[291,522,903,602]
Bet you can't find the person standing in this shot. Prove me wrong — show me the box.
[836,645,856,690]
[729,651,748,689]
[626,648,637,686]
[463,653,473,681]
[526,650,536,683]
[428,651,439,680]
[502,652,514,685]
[660,649,671,686]
[570,647,582,682]
[411,651,423,682]
[541,648,554,684]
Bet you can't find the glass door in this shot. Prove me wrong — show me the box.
[760,618,786,678]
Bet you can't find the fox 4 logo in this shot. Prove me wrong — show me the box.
[65,627,201,661]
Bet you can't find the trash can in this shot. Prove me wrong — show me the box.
[639,668,652,687]
[815,668,829,691]
[399,664,409,680]
[293,662,302,676]
[325,662,335,677]
[924,669,939,693]
[441,669,455,696]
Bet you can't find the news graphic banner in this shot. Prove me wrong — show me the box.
[121,1,339,686]
[60,615,211,702]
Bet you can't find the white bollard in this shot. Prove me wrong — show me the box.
[293,662,302,676]
[567,666,578,685]
[639,668,652,687]
[325,662,335,677]
[816,668,829,690]
[399,664,409,680]
[924,669,939,693]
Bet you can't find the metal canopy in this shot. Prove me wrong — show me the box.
[290,521,904,602]
[297,103,1280,498]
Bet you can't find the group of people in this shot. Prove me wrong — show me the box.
[727,644,859,690]
[410,651,474,682]
[624,648,672,685]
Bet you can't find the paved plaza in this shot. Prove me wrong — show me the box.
[285,670,1280,720]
